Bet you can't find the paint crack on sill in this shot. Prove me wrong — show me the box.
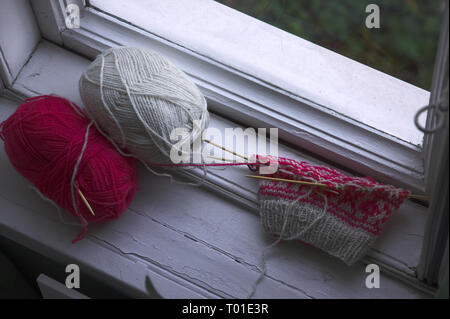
[130,206,261,272]
[87,234,233,298]
[370,247,416,273]
[128,207,314,298]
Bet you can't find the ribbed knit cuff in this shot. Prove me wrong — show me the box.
[259,199,376,265]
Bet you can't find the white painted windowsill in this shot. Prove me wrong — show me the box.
[0,40,433,298]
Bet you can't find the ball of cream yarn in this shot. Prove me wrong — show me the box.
[79,47,209,163]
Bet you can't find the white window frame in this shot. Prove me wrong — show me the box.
[417,1,449,285]
[0,0,447,295]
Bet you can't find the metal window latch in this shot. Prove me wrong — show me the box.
[415,85,449,134]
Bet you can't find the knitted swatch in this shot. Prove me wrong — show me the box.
[258,156,410,265]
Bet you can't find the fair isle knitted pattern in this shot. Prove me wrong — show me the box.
[258,156,410,265]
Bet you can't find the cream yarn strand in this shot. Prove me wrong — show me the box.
[248,189,328,299]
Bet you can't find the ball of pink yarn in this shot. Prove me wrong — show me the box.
[0,95,138,243]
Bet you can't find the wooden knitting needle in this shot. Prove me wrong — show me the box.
[204,141,338,194]
[246,175,340,195]
[204,140,430,202]
[77,187,95,216]
[203,139,249,161]
[246,175,430,201]
[407,194,431,201]
[210,156,336,193]
[246,174,327,187]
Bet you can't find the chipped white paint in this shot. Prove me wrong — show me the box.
[0,0,40,86]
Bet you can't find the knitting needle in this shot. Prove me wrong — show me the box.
[76,187,95,216]
[246,175,430,201]
[246,175,340,195]
[203,139,249,161]
[210,156,338,194]
[204,140,429,201]
[407,194,431,202]
[204,141,338,194]
[246,174,327,187]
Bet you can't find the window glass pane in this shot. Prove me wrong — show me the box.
[216,0,442,90]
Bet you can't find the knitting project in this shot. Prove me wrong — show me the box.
[258,156,410,265]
